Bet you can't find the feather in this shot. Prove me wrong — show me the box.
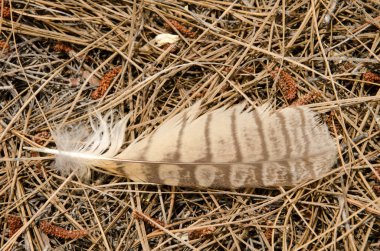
[25,103,337,189]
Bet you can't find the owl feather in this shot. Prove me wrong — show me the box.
[26,103,337,189]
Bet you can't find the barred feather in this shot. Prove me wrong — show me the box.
[26,103,337,189]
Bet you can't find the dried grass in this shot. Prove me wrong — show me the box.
[1,0,379,250]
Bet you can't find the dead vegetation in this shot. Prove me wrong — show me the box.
[0,0,379,250]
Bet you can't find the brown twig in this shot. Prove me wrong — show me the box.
[270,67,298,101]
[371,168,380,181]
[40,220,88,239]
[7,215,23,238]
[164,19,196,38]
[91,66,122,99]
[263,220,273,242]
[161,43,179,53]
[31,131,50,173]
[33,131,50,145]
[346,198,380,216]
[0,40,9,51]
[53,42,73,53]
[0,0,10,18]
[222,66,256,75]
[132,210,165,229]
[363,71,380,83]
[373,186,380,197]
[291,91,322,106]
[188,226,216,240]
[54,41,93,62]
[325,111,343,134]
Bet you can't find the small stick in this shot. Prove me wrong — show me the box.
[0,40,9,51]
[0,1,10,19]
[164,19,196,38]
[7,215,23,238]
[91,66,122,99]
[188,226,216,240]
[132,210,165,229]
[292,91,322,106]
[270,67,298,102]
[363,71,380,83]
[40,220,88,239]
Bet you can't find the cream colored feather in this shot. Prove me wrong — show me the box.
[26,103,337,189]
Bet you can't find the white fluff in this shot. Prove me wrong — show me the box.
[154,34,180,46]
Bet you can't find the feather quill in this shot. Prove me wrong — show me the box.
[26,103,337,189]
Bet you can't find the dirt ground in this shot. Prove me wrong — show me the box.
[1,0,379,250]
